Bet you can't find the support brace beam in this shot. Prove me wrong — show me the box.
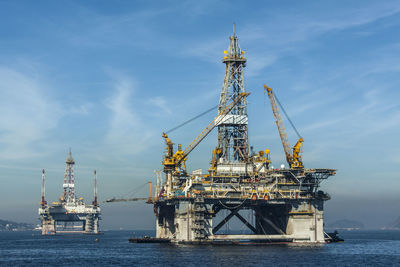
[259,215,285,234]
[212,209,239,234]
[235,212,257,234]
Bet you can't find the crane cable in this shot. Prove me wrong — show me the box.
[165,94,241,134]
[273,92,302,139]
[120,182,148,199]
[165,104,218,134]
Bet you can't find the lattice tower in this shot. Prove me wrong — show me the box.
[62,150,76,203]
[217,25,248,162]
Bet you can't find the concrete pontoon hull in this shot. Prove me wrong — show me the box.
[155,197,326,243]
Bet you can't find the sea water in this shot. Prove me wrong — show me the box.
[0,230,399,266]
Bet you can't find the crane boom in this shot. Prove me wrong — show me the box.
[264,85,303,169]
[180,92,250,165]
[163,92,250,170]
[104,181,153,203]
[104,197,147,203]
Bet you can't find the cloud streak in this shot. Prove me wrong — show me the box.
[148,96,172,116]
[104,74,154,156]
[0,67,62,160]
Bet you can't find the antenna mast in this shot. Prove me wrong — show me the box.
[41,169,47,207]
[93,169,98,206]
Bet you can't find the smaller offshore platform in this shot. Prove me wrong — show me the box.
[148,26,336,244]
[38,151,101,235]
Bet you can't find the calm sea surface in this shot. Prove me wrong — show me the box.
[0,230,399,266]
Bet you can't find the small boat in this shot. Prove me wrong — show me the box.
[325,231,344,243]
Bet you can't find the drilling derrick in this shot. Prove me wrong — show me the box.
[62,150,76,203]
[218,24,248,162]
[38,151,101,235]
[151,27,336,244]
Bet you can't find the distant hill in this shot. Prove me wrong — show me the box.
[0,219,34,231]
[326,219,365,230]
[387,216,400,229]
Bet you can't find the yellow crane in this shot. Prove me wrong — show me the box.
[264,85,304,169]
[162,92,250,174]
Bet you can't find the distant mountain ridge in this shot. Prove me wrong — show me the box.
[326,219,365,230]
[0,219,34,231]
[387,216,400,229]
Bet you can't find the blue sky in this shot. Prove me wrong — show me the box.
[0,0,399,229]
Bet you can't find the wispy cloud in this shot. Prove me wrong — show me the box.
[179,38,226,63]
[63,5,172,49]
[238,2,400,77]
[0,67,62,159]
[248,2,400,44]
[68,103,94,115]
[246,53,277,77]
[104,74,154,156]
[148,96,172,115]
[302,118,344,134]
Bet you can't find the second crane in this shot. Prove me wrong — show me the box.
[264,85,304,169]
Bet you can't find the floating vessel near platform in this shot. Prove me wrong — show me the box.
[145,26,337,244]
[38,151,101,235]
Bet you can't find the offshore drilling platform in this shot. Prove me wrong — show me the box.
[148,27,336,244]
[38,151,101,235]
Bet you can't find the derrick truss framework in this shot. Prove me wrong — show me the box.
[217,25,248,163]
